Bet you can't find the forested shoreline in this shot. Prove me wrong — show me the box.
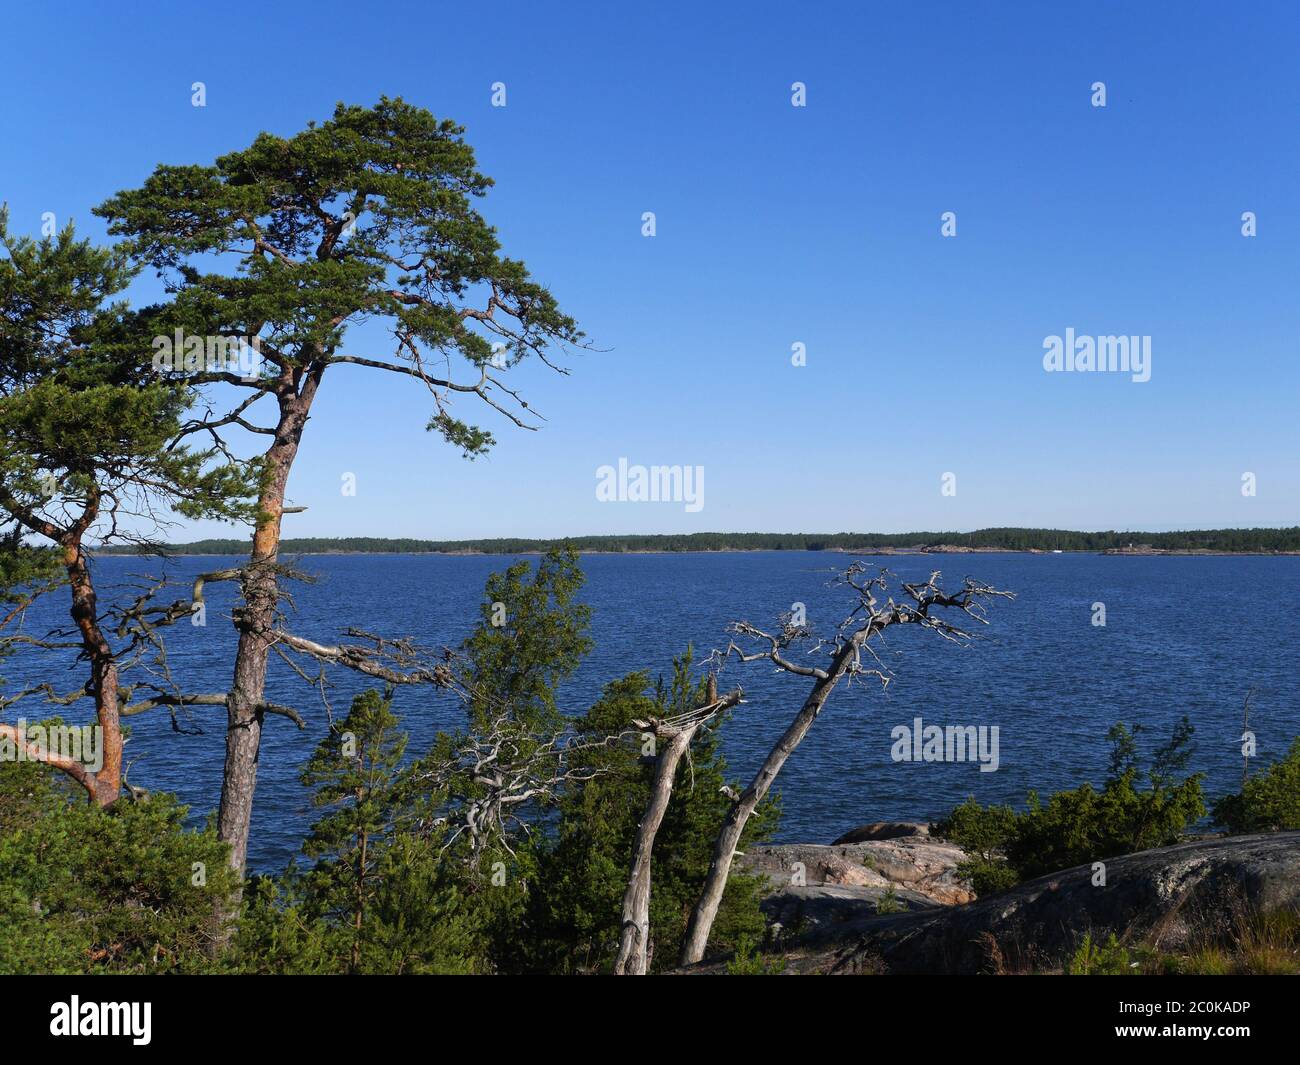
[94,527,1300,556]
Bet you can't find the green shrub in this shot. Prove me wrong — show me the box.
[0,764,235,974]
[231,689,483,975]
[725,935,786,975]
[1212,737,1300,833]
[1068,932,1140,975]
[936,719,1205,896]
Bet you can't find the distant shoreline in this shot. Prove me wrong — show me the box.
[90,527,1300,558]
[92,545,1300,559]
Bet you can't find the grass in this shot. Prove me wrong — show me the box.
[1066,904,1300,976]
[876,886,902,914]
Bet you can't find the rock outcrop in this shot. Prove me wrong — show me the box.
[739,822,974,914]
[749,831,1300,975]
[831,821,930,844]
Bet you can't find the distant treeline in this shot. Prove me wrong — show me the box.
[94,527,1300,555]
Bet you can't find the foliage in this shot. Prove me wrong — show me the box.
[0,209,255,804]
[520,652,779,973]
[0,760,236,973]
[0,524,61,608]
[725,934,787,975]
[1066,907,1300,976]
[98,526,1300,556]
[933,798,1021,897]
[1212,737,1300,833]
[460,545,591,735]
[232,689,481,974]
[936,718,1205,895]
[876,886,902,914]
[0,208,256,532]
[1067,932,1141,975]
[402,547,596,969]
[94,96,582,460]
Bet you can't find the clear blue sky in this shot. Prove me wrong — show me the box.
[3,1,1297,539]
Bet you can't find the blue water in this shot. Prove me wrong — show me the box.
[5,552,1296,871]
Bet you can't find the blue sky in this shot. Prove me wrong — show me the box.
[3,0,1297,539]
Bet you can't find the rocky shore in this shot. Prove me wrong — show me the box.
[725,823,1300,975]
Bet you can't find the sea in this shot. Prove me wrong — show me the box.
[5,551,1296,872]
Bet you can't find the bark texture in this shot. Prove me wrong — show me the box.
[217,371,319,880]
[614,729,692,975]
[680,642,859,964]
[0,491,122,805]
[615,679,740,975]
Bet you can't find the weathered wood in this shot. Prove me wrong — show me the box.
[614,678,740,975]
[680,568,1012,965]
[613,728,692,974]
[680,640,862,965]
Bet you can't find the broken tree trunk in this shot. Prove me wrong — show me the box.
[613,678,741,975]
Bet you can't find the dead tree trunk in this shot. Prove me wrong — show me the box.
[614,679,741,975]
[680,567,1011,965]
[613,728,692,975]
[680,641,860,965]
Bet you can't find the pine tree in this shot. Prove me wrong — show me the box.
[239,688,479,974]
[96,97,585,878]
[298,688,410,973]
[0,209,254,804]
[461,545,592,736]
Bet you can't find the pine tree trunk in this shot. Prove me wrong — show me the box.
[216,371,319,888]
[64,539,122,806]
[0,491,121,805]
[680,639,861,965]
[613,729,692,975]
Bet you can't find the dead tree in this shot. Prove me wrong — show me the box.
[410,709,624,869]
[613,676,742,975]
[679,565,1013,965]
